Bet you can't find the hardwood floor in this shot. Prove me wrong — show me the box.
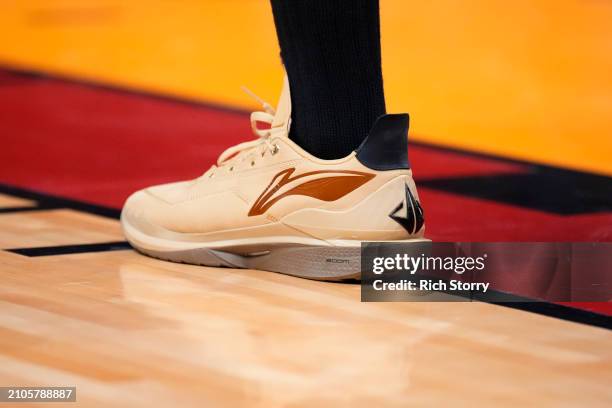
[0,207,610,407]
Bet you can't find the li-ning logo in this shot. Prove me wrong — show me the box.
[389,183,424,234]
[248,168,374,216]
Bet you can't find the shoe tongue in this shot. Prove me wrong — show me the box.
[271,74,291,134]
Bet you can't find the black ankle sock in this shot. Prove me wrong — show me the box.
[270,0,386,160]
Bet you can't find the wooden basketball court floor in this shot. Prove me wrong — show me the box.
[1,1,611,406]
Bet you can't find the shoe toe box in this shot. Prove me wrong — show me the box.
[121,183,182,231]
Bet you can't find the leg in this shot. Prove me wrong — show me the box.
[270,0,386,159]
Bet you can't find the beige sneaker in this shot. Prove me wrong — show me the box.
[121,75,426,280]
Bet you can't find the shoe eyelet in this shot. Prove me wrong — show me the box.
[229,166,234,171]
[272,144,279,155]
[251,161,255,167]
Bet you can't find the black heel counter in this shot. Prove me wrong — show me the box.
[356,114,410,170]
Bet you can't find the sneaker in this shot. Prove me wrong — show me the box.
[121,75,426,280]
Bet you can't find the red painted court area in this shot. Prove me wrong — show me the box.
[2,69,610,242]
[1,68,611,315]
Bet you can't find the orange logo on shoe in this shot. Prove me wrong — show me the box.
[248,168,374,216]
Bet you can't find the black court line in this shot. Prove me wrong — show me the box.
[6,241,132,257]
[420,169,612,215]
[0,183,120,219]
[470,281,611,330]
[0,203,63,214]
[0,206,41,214]
[495,300,611,330]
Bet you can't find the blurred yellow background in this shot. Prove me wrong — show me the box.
[1,0,611,175]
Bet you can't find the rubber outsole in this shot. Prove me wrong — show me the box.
[132,243,363,281]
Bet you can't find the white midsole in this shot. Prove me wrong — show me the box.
[122,215,429,254]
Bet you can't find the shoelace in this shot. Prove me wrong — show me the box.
[211,87,278,175]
